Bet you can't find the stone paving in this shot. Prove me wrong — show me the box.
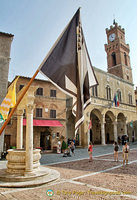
[40,142,137,165]
[0,142,137,200]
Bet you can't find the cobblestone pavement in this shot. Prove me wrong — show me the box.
[0,142,137,200]
[40,142,137,165]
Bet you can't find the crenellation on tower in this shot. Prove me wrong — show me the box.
[104,23,133,83]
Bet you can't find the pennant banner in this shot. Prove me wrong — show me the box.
[0,76,19,120]
[0,114,4,128]
[39,9,98,133]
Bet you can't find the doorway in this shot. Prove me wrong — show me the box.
[4,135,11,150]
[40,132,51,150]
[106,133,109,144]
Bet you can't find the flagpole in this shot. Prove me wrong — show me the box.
[0,15,70,134]
[0,69,39,135]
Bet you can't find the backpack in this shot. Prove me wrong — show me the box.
[125,147,128,153]
[114,145,119,151]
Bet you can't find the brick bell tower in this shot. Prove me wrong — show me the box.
[104,21,133,83]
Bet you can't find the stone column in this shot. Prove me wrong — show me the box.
[16,109,24,149]
[113,119,118,142]
[0,131,4,158]
[87,120,90,145]
[82,121,89,147]
[79,126,82,146]
[25,104,34,173]
[101,115,105,145]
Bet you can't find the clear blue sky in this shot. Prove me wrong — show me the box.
[1,0,137,88]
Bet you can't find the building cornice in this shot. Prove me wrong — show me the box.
[93,66,134,86]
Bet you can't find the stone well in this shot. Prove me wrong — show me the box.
[0,86,60,187]
[6,149,41,175]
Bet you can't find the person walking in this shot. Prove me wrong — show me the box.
[122,142,129,166]
[73,137,76,147]
[70,140,75,156]
[113,141,119,161]
[57,140,61,154]
[88,142,93,162]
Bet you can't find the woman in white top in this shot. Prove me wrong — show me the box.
[122,142,129,166]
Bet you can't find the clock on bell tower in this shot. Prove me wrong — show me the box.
[104,22,133,83]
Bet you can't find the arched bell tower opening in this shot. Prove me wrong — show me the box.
[111,52,116,66]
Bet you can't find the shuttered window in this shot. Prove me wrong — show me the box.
[50,110,56,118]
[36,108,42,117]
[50,90,56,97]
[36,88,43,96]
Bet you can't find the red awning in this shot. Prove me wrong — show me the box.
[23,119,63,127]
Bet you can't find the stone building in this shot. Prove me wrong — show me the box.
[5,76,66,151]
[134,87,137,139]
[4,22,137,149]
[0,32,14,155]
[0,32,14,103]
[67,22,137,146]
[135,87,137,112]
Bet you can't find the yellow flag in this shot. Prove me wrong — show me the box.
[0,76,19,120]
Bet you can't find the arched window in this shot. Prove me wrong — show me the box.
[92,87,94,96]
[117,90,122,102]
[124,52,128,66]
[111,52,116,66]
[95,86,98,97]
[128,93,132,105]
[91,86,98,97]
[36,88,43,96]
[106,86,111,100]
